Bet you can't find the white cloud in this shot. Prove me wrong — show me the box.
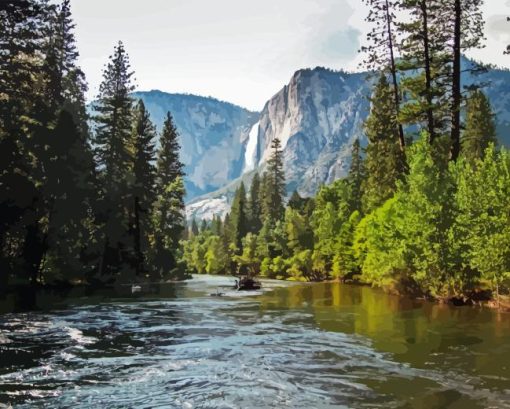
[71,0,510,111]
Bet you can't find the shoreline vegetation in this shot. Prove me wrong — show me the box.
[1,0,509,312]
[1,1,188,292]
[180,1,510,309]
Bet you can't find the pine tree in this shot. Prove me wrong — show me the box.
[462,90,497,163]
[287,190,305,211]
[398,0,450,144]
[248,173,262,233]
[362,75,406,213]
[0,1,52,285]
[40,0,99,283]
[191,218,199,237]
[210,215,223,236]
[361,0,406,151]
[262,137,286,223]
[130,100,157,276]
[151,112,186,279]
[43,110,98,282]
[229,182,248,252]
[347,139,365,212]
[93,41,135,281]
[446,0,485,161]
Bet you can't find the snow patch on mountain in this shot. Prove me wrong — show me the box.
[186,196,230,221]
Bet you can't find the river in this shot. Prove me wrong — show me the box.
[0,275,509,408]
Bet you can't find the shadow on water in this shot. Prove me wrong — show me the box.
[0,282,181,314]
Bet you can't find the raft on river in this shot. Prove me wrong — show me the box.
[234,275,261,291]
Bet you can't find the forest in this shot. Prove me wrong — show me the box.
[182,0,510,305]
[1,0,509,305]
[0,1,187,288]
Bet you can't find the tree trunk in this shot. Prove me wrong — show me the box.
[450,0,462,161]
[420,0,436,144]
[385,0,406,152]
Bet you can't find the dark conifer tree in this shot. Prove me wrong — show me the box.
[0,1,51,285]
[94,41,135,281]
[347,139,365,212]
[262,137,286,223]
[229,182,248,252]
[191,218,200,237]
[211,215,223,236]
[398,0,450,144]
[130,100,157,276]
[361,0,405,151]
[151,112,186,279]
[288,190,304,211]
[446,0,485,161]
[362,75,406,213]
[462,90,497,163]
[248,173,262,233]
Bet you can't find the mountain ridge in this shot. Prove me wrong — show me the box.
[131,62,510,220]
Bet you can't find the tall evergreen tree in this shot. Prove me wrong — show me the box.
[446,0,485,161]
[151,112,186,279]
[288,190,305,211]
[40,0,99,282]
[398,0,450,144]
[0,1,56,285]
[229,182,248,252]
[211,215,223,236]
[262,137,286,223]
[190,218,199,237]
[361,0,406,151]
[462,89,497,163]
[248,173,262,233]
[93,41,135,280]
[130,100,157,276]
[347,139,365,212]
[362,75,406,213]
[43,110,98,281]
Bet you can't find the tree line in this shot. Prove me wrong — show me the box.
[182,0,510,303]
[0,1,186,289]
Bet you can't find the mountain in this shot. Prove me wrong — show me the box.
[134,64,510,221]
[132,91,259,200]
[254,68,371,196]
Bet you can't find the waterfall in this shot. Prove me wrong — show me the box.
[243,121,259,172]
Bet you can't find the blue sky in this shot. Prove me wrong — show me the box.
[71,0,510,111]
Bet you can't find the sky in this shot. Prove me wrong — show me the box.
[71,0,510,111]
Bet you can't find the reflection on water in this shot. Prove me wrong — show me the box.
[0,276,509,408]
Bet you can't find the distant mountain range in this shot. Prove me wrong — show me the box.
[131,61,510,220]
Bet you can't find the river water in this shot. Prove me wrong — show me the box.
[0,275,509,408]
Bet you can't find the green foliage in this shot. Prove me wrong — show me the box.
[93,41,136,281]
[331,211,362,280]
[455,146,510,297]
[262,137,286,223]
[347,139,365,212]
[248,173,262,233]
[205,235,229,275]
[229,182,248,252]
[362,74,405,213]
[354,197,406,289]
[151,112,186,280]
[462,90,497,163]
